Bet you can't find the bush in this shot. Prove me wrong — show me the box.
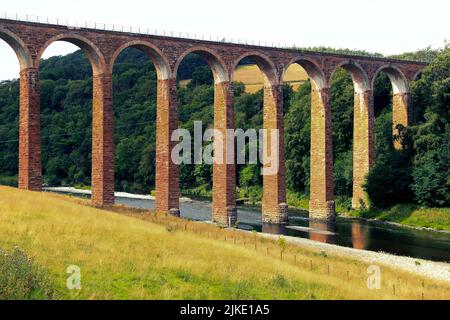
[0,248,56,300]
[412,128,450,207]
[238,165,262,188]
[0,175,18,187]
[333,151,353,197]
[365,151,414,208]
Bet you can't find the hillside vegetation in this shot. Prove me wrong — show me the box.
[0,186,449,300]
[0,46,448,227]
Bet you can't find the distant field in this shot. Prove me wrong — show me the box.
[0,186,449,300]
[179,64,309,93]
[234,64,309,93]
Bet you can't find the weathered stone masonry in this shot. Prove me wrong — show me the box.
[0,18,425,224]
[212,81,237,226]
[19,68,41,191]
[262,84,288,224]
[92,73,115,206]
[155,78,180,216]
[352,90,375,209]
[309,86,335,220]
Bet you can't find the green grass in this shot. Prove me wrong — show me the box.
[286,190,309,210]
[181,184,212,199]
[87,183,450,231]
[0,248,57,300]
[0,175,17,187]
[350,204,450,231]
[73,184,92,191]
[2,186,449,300]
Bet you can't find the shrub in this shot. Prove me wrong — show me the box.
[0,248,56,300]
[412,134,450,207]
[365,150,414,208]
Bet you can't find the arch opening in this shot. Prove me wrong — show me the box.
[110,41,171,80]
[232,53,286,223]
[0,29,32,70]
[232,53,278,87]
[373,66,410,150]
[331,62,370,94]
[39,43,94,188]
[329,63,371,208]
[0,37,24,187]
[111,47,159,195]
[282,58,333,220]
[329,67,356,200]
[280,62,312,196]
[36,35,106,76]
[175,47,228,84]
[175,52,216,203]
[282,59,326,91]
[373,66,409,94]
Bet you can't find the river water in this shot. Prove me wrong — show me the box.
[112,196,450,263]
[49,190,450,262]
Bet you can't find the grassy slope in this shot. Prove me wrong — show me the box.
[0,186,449,300]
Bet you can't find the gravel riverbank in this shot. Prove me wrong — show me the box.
[255,230,450,283]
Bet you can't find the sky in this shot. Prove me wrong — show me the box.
[0,0,448,80]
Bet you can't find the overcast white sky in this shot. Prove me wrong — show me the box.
[0,0,448,80]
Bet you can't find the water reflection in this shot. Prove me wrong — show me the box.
[262,223,288,235]
[351,222,370,250]
[47,191,450,262]
[309,221,336,244]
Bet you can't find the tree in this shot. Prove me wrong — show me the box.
[285,81,311,193]
[409,47,450,206]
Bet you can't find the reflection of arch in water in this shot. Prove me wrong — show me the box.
[351,222,369,250]
[309,221,336,244]
[262,223,289,236]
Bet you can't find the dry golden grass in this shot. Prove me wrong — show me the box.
[178,64,309,93]
[178,79,191,88]
[234,64,308,93]
[0,186,448,300]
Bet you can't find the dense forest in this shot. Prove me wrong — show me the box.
[0,46,448,210]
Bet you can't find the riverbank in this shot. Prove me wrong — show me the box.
[183,186,450,232]
[347,205,450,232]
[1,186,448,300]
[45,185,450,233]
[44,187,194,203]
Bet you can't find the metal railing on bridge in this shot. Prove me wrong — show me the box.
[0,11,291,49]
[0,11,430,63]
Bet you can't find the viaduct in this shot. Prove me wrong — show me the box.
[0,16,426,226]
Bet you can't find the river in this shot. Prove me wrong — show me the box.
[47,189,450,263]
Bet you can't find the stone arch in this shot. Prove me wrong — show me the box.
[35,33,106,75]
[372,65,409,94]
[330,60,371,93]
[282,57,326,90]
[282,57,334,220]
[174,46,229,83]
[232,51,279,86]
[413,70,423,81]
[109,40,171,80]
[0,27,33,70]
